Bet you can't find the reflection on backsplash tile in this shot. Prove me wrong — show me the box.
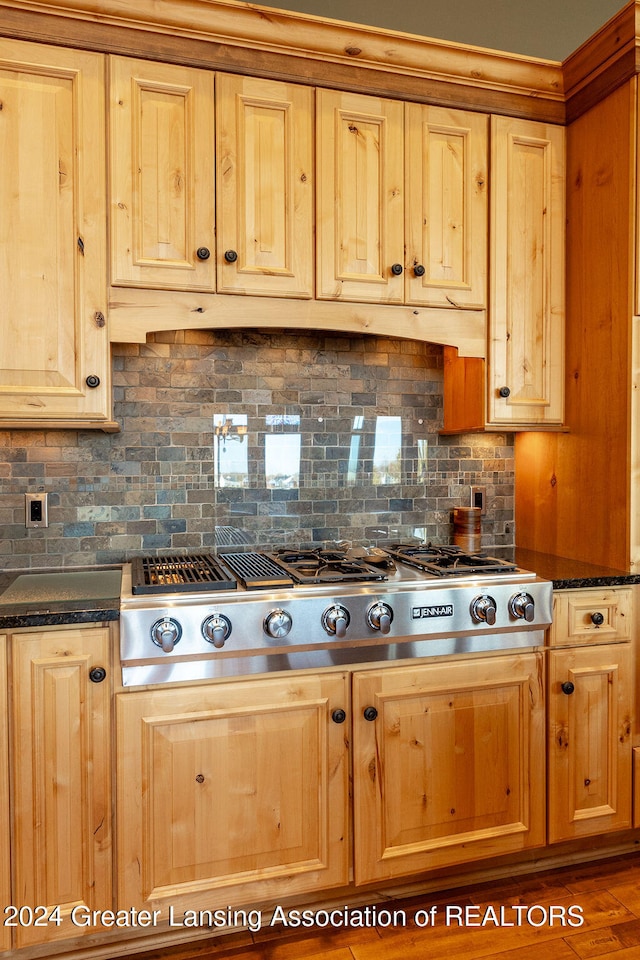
[0,329,515,568]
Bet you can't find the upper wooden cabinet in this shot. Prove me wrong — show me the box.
[316,91,488,309]
[0,39,112,428]
[405,104,488,309]
[216,73,314,298]
[443,116,565,432]
[489,116,565,427]
[109,57,215,290]
[316,89,405,303]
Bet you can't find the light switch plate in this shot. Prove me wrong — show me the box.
[470,486,486,514]
[25,492,48,528]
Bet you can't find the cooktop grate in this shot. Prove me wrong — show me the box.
[382,543,518,577]
[131,554,237,594]
[219,552,294,589]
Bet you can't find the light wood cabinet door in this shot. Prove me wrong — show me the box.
[489,116,565,426]
[0,40,110,426]
[317,89,404,302]
[0,640,9,953]
[110,57,215,291]
[216,73,314,298]
[352,652,545,884]
[548,643,632,843]
[10,627,112,948]
[405,104,488,308]
[117,672,349,914]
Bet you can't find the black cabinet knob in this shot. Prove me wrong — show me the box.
[89,665,107,683]
[498,386,511,398]
[224,249,238,263]
[413,264,426,277]
[390,263,403,276]
[363,706,378,721]
[561,681,575,695]
[196,246,211,261]
[85,375,100,389]
[591,611,605,626]
[332,709,347,724]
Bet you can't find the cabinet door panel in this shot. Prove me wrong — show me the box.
[110,57,215,290]
[117,673,348,913]
[0,640,9,953]
[0,40,109,422]
[216,73,313,297]
[405,105,487,308]
[490,116,564,425]
[548,644,632,842]
[317,90,404,302]
[353,653,545,884]
[11,627,112,948]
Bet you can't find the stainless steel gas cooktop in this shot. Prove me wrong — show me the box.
[119,544,552,686]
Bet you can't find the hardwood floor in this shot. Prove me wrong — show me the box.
[135,853,640,960]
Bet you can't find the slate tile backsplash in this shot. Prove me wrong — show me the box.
[0,329,515,568]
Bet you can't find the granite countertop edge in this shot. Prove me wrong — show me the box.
[513,549,640,590]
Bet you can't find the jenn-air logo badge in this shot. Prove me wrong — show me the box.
[412,604,454,619]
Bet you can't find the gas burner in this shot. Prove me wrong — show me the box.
[383,543,518,577]
[269,548,389,584]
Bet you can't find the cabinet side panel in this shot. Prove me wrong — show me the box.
[515,81,634,566]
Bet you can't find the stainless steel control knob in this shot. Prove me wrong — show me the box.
[470,595,497,626]
[202,613,232,648]
[150,617,182,653]
[264,609,293,638]
[367,601,393,634]
[509,592,535,622]
[322,604,350,638]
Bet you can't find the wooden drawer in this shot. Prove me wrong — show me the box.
[550,588,632,646]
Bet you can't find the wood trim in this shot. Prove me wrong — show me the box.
[108,289,487,358]
[0,0,566,122]
[564,1,640,122]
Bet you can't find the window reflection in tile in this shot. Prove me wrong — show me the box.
[213,414,249,487]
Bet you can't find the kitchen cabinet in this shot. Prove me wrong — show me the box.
[443,116,565,431]
[515,81,639,568]
[316,89,405,303]
[0,639,10,953]
[216,73,314,298]
[109,56,215,291]
[0,39,113,429]
[547,588,633,844]
[317,91,488,310]
[9,625,112,948]
[352,652,545,883]
[117,672,349,914]
[405,104,488,309]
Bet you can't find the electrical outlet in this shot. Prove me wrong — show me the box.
[470,486,486,514]
[25,492,48,528]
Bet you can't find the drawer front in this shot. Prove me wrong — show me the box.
[550,588,632,646]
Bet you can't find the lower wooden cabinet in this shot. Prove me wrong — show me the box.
[548,642,632,843]
[352,652,545,883]
[0,639,10,953]
[9,626,112,948]
[116,672,349,914]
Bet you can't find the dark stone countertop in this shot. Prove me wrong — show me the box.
[0,566,122,629]
[513,549,640,590]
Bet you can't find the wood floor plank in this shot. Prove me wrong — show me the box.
[605,881,640,917]
[350,891,633,960]
[565,917,640,957]
[132,856,640,960]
